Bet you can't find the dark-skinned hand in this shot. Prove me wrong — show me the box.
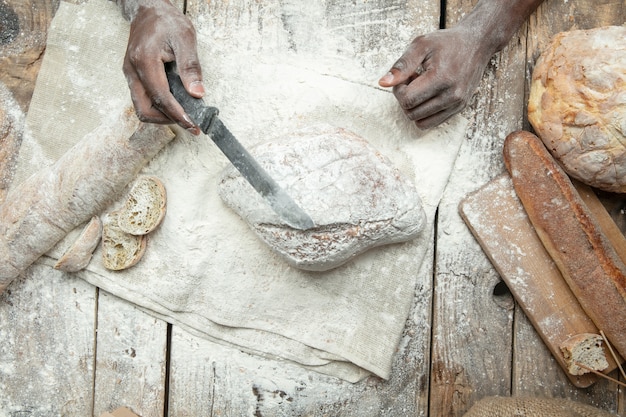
[123,0,204,134]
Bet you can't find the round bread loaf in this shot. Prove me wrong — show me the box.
[218,125,426,271]
[528,26,626,193]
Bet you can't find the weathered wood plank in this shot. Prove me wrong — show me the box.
[430,0,532,414]
[0,0,59,112]
[92,291,168,417]
[0,84,24,204]
[0,0,58,203]
[0,264,96,416]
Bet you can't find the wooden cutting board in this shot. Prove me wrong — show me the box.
[459,174,624,388]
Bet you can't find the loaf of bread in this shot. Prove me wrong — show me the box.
[218,125,426,271]
[560,333,609,376]
[54,216,102,272]
[0,108,175,292]
[528,26,626,193]
[503,130,626,359]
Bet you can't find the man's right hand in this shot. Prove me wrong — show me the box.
[121,0,204,134]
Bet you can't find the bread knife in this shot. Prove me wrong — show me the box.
[165,64,315,230]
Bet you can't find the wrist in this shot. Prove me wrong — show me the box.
[457,0,543,53]
[115,0,171,22]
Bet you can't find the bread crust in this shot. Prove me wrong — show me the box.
[528,26,626,193]
[503,130,626,358]
[0,109,175,292]
[54,216,102,272]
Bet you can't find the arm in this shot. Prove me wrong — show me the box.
[115,0,204,134]
[379,0,545,129]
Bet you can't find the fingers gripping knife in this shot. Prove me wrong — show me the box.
[165,64,315,230]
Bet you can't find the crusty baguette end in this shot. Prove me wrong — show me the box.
[54,216,102,272]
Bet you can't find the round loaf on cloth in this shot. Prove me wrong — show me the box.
[462,396,616,417]
[528,26,626,193]
[218,125,426,271]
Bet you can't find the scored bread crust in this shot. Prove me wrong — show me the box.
[117,175,167,235]
[528,26,626,193]
[218,126,426,271]
[0,109,175,292]
[101,211,147,271]
[503,130,626,359]
[54,216,102,272]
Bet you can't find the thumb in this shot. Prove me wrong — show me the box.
[177,57,205,98]
[378,54,425,87]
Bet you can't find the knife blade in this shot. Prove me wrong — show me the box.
[165,64,315,230]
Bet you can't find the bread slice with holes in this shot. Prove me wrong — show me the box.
[117,175,166,235]
[54,216,102,272]
[560,333,609,375]
[102,211,146,271]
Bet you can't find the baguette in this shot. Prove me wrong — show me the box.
[503,130,626,358]
[0,108,175,293]
[54,216,102,272]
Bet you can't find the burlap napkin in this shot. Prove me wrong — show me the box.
[16,0,467,381]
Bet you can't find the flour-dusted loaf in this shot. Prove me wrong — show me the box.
[560,333,609,376]
[102,211,146,271]
[0,108,175,293]
[118,175,167,235]
[218,125,426,271]
[54,216,102,272]
[528,26,626,193]
[503,130,626,359]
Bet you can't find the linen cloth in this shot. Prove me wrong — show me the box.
[15,0,467,381]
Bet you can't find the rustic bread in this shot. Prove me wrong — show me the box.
[218,125,426,271]
[560,333,609,376]
[503,130,626,359]
[0,108,175,293]
[528,26,626,193]
[101,211,146,271]
[118,175,167,235]
[54,216,102,272]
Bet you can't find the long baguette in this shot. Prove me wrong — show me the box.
[503,130,626,358]
[0,108,175,293]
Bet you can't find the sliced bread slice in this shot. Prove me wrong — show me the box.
[118,175,166,235]
[102,211,146,271]
[560,333,609,375]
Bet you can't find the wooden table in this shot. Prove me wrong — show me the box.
[1,0,624,416]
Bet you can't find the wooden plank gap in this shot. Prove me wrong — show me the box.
[439,0,446,28]
[426,207,441,415]
[164,323,172,417]
[90,286,101,417]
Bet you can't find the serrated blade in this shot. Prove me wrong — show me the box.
[166,65,315,230]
